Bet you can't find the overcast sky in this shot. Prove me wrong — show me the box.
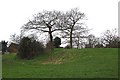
[0,0,119,41]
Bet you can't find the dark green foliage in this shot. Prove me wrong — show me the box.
[118,41,120,48]
[2,41,8,54]
[17,37,44,59]
[54,37,61,48]
[0,42,2,51]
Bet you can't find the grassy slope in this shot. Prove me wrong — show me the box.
[0,55,2,78]
[2,48,118,78]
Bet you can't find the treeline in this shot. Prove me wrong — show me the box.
[19,8,119,49]
[21,8,87,49]
[1,8,120,59]
[85,28,119,48]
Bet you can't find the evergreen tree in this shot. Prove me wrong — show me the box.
[2,41,8,54]
[54,37,61,48]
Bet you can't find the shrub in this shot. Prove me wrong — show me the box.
[54,37,61,48]
[17,37,44,59]
[2,41,8,54]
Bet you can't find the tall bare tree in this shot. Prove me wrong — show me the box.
[22,10,62,43]
[72,27,88,48]
[87,34,97,48]
[21,8,87,48]
[61,8,86,48]
[101,28,119,48]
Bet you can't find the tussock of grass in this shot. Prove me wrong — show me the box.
[2,48,118,78]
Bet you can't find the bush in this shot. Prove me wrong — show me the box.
[2,41,8,54]
[54,37,61,48]
[17,37,44,59]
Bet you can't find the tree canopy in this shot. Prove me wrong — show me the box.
[22,8,88,48]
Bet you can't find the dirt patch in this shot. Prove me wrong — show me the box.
[42,51,65,64]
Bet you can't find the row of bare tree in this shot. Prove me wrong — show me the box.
[20,8,88,48]
[9,8,119,49]
[9,28,120,49]
[85,28,119,48]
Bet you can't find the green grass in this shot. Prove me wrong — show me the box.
[2,48,118,78]
[0,54,2,79]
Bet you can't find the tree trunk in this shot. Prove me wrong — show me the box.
[48,28,54,50]
[49,32,53,43]
[48,28,53,43]
[77,37,80,49]
[70,30,73,48]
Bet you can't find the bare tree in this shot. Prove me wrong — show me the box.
[72,27,88,48]
[22,10,62,43]
[61,8,86,48]
[10,30,24,44]
[85,34,96,48]
[21,9,87,49]
[10,33,21,44]
[101,28,118,48]
[94,38,104,48]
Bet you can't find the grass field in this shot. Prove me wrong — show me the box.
[0,55,2,79]
[2,48,118,78]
